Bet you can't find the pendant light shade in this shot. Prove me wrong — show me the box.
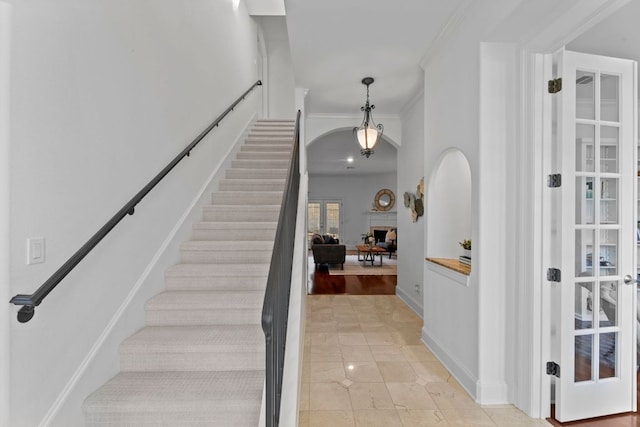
[353,77,384,158]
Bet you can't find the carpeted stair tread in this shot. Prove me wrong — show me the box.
[218,178,286,191]
[236,151,291,160]
[146,291,264,311]
[166,263,269,278]
[120,325,264,353]
[225,168,287,179]
[231,159,289,169]
[240,143,291,152]
[83,370,263,425]
[202,204,281,221]
[145,291,264,325]
[165,275,267,292]
[211,191,283,205]
[180,240,274,251]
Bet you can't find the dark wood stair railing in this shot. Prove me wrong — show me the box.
[262,109,301,426]
[9,80,262,323]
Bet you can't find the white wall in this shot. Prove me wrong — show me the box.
[308,173,397,248]
[256,16,296,119]
[421,0,521,403]
[7,1,261,425]
[267,38,295,118]
[0,3,12,426]
[396,93,425,316]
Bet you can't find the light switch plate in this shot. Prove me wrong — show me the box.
[27,237,45,265]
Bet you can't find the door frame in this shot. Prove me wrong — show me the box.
[514,0,635,419]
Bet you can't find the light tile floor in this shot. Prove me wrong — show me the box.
[299,294,551,427]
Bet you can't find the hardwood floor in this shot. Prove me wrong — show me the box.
[308,263,397,295]
[307,251,397,295]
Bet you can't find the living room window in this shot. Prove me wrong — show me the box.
[307,200,342,243]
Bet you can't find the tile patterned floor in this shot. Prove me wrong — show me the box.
[299,294,551,427]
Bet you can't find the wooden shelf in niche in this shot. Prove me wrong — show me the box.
[425,257,471,276]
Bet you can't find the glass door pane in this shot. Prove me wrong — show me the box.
[307,200,342,243]
[555,50,635,422]
[307,202,321,243]
[325,202,341,240]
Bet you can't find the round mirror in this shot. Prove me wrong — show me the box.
[374,189,395,211]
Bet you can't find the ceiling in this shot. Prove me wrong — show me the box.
[278,0,468,175]
[283,0,468,115]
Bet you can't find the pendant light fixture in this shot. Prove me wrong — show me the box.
[353,77,384,158]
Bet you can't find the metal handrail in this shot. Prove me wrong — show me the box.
[262,109,301,426]
[9,80,263,323]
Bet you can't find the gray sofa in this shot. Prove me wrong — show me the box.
[310,234,346,268]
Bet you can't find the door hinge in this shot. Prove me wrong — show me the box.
[547,268,561,282]
[547,174,562,188]
[546,361,560,377]
[548,78,562,94]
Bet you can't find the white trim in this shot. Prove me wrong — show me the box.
[0,4,11,426]
[278,174,308,427]
[425,260,470,287]
[422,326,478,400]
[476,381,510,405]
[523,0,632,53]
[419,0,473,69]
[395,286,423,319]
[37,114,257,427]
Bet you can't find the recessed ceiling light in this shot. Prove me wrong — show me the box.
[347,157,354,163]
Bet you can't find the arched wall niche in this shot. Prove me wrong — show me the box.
[427,148,472,259]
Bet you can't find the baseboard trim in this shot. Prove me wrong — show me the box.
[395,286,423,319]
[38,114,257,427]
[476,380,509,405]
[421,326,478,401]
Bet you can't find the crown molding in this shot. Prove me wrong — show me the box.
[419,0,473,69]
[400,87,425,118]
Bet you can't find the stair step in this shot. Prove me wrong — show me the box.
[256,119,294,124]
[191,222,277,241]
[202,204,281,221]
[248,132,293,138]
[83,370,263,426]
[236,151,291,161]
[244,137,293,144]
[218,178,285,192]
[165,264,268,291]
[226,168,287,179]
[119,325,264,371]
[240,143,291,152]
[180,240,274,264]
[231,159,288,169]
[211,190,283,205]
[146,291,264,326]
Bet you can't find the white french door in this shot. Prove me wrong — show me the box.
[307,200,342,241]
[551,50,637,422]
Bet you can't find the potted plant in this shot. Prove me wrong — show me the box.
[361,232,375,247]
[458,239,471,258]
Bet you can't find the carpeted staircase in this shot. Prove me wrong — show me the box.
[82,119,295,426]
